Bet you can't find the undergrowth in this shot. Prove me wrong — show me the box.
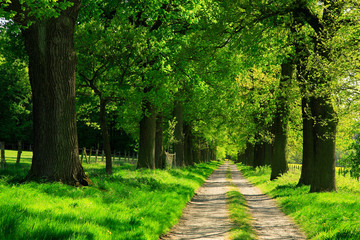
[237,163,360,240]
[0,150,221,240]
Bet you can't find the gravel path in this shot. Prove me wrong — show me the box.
[161,162,232,240]
[161,163,306,240]
[230,164,306,240]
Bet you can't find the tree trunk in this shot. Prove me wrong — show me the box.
[254,142,265,168]
[174,103,185,167]
[310,96,338,192]
[237,151,245,164]
[184,123,194,166]
[271,62,293,180]
[99,98,112,174]
[137,101,156,169]
[298,97,314,185]
[95,149,98,163]
[192,137,201,164]
[245,142,254,166]
[81,147,87,164]
[155,113,165,169]
[88,148,92,164]
[16,140,22,164]
[22,2,90,185]
[0,142,6,168]
[264,142,272,166]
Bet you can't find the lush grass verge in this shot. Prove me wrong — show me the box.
[0,149,222,240]
[226,165,256,240]
[237,163,360,240]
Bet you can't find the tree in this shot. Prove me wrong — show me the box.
[2,0,90,185]
[270,62,294,180]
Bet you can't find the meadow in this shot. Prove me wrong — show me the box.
[237,163,360,240]
[0,150,221,240]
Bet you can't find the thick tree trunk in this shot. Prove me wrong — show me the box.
[0,142,5,168]
[174,103,185,167]
[22,2,90,185]
[270,62,293,180]
[99,99,112,174]
[155,113,165,169]
[137,101,156,169]
[298,97,314,185]
[16,140,22,164]
[310,96,337,192]
[184,123,194,166]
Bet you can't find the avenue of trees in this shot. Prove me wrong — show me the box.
[1,0,359,192]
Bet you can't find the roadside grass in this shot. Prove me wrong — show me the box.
[0,149,222,240]
[237,163,360,240]
[226,165,256,240]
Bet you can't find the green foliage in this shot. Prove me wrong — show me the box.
[237,163,360,239]
[0,150,221,239]
[0,21,32,143]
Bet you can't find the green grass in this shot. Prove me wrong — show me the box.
[237,163,360,240]
[0,149,222,240]
[226,165,256,240]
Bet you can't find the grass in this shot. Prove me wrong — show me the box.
[0,149,222,240]
[237,163,360,240]
[226,165,256,240]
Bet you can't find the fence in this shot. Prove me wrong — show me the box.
[80,147,138,165]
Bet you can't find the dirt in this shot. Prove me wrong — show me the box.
[161,162,306,240]
[161,162,232,240]
[230,164,306,240]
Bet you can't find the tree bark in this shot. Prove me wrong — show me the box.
[270,62,293,180]
[0,142,6,168]
[174,103,185,167]
[16,140,22,164]
[310,95,338,192]
[99,98,112,174]
[155,112,165,169]
[22,2,90,185]
[88,148,92,164]
[254,142,265,168]
[192,137,201,164]
[184,123,194,166]
[298,97,314,185]
[137,101,156,169]
[245,142,254,166]
[264,142,272,166]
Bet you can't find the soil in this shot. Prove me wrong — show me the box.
[161,162,306,240]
